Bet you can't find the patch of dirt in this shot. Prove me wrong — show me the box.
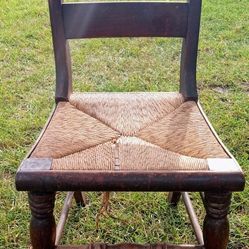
[241,82,249,94]
[213,86,229,94]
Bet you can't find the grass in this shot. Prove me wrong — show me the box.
[0,0,248,248]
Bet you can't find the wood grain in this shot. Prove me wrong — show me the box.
[29,192,56,249]
[48,0,72,101]
[203,192,232,249]
[62,2,188,39]
[16,165,245,192]
[180,0,202,99]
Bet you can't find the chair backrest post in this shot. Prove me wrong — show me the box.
[48,0,72,102]
[180,0,202,100]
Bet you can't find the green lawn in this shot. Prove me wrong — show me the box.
[0,0,248,248]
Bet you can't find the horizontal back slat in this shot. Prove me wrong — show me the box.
[62,2,189,39]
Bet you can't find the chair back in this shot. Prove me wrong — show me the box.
[48,0,202,102]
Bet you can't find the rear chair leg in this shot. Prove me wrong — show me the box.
[74,191,87,207]
[168,192,181,207]
[203,191,232,249]
[28,192,56,249]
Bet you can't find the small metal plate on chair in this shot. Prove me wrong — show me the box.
[19,158,52,171]
[208,158,242,172]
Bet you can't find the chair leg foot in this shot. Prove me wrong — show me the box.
[74,191,87,207]
[203,191,232,249]
[28,192,56,249]
[168,192,181,207]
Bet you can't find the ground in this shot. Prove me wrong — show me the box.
[0,0,248,248]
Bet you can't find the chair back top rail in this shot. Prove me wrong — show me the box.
[48,0,202,101]
[63,2,189,39]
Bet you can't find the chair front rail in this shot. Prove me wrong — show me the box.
[16,158,245,192]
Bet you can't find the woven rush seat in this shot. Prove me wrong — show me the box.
[31,92,228,171]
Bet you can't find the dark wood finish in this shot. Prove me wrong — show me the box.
[57,243,204,249]
[29,192,56,249]
[74,191,87,207]
[47,0,203,99]
[182,192,204,245]
[16,1,246,248]
[180,0,202,99]
[62,2,188,39]
[16,161,245,192]
[48,0,72,102]
[203,192,231,249]
[168,192,181,207]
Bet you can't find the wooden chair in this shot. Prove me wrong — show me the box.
[15,1,245,249]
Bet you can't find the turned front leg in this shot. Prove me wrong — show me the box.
[203,192,232,249]
[28,192,56,249]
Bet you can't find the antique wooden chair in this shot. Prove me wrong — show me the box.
[15,0,245,249]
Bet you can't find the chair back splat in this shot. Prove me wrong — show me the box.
[48,0,202,101]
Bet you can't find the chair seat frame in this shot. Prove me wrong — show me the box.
[15,102,244,249]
